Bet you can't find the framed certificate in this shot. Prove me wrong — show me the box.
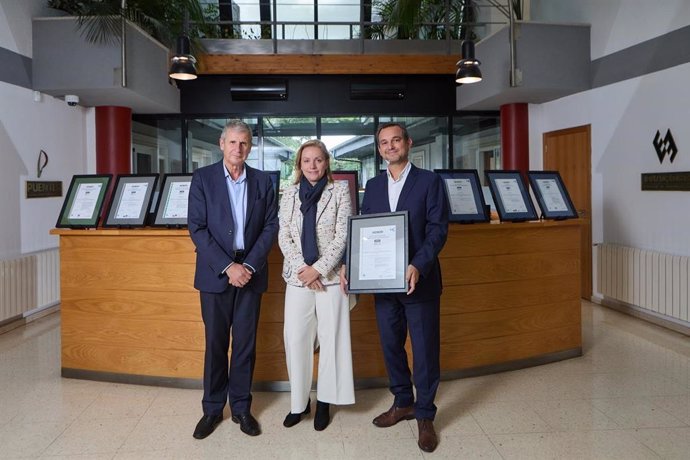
[346,211,408,293]
[55,174,112,228]
[435,169,489,223]
[103,174,158,228]
[528,171,578,220]
[152,173,193,227]
[332,170,360,214]
[485,170,538,222]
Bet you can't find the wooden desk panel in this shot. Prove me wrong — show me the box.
[52,220,582,385]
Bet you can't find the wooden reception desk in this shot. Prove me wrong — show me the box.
[52,219,581,387]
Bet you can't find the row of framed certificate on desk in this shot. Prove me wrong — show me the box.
[437,169,578,223]
[55,169,576,229]
[56,173,193,229]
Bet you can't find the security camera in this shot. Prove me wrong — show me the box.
[65,95,79,106]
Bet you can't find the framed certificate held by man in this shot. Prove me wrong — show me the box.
[346,211,408,293]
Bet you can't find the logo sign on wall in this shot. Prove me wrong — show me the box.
[642,128,690,191]
[652,129,678,164]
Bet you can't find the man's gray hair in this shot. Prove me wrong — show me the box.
[221,119,253,146]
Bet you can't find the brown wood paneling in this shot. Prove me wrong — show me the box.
[61,343,204,378]
[253,353,290,381]
[350,318,384,352]
[440,325,581,369]
[60,234,194,264]
[543,125,592,298]
[198,54,457,75]
[351,350,388,379]
[440,275,580,314]
[255,321,285,354]
[60,290,201,321]
[441,301,581,343]
[256,293,288,322]
[61,310,205,351]
[443,221,580,257]
[61,260,194,292]
[54,221,581,384]
[441,249,579,285]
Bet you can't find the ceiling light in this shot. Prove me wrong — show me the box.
[456,40,482,84]
[169,36,197,81]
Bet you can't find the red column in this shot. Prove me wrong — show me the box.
[96,106,132,175]
[500,103,529,182]
[95,106,131,225]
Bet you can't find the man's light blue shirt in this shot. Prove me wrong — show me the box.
[224,164,247,251]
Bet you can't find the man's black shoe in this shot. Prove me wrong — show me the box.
[193,414,223,439]
[231,412,261,436]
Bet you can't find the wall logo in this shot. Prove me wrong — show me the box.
[653,129,678,164]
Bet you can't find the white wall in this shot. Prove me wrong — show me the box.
[529,2,690,303]
[0,82,90,259]
[0,0,92,259]
[0,0,56,56]
[530,62,690,258]
[531,0,690,59]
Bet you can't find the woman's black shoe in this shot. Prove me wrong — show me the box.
[283,398,311,427]
[314,401,330,431]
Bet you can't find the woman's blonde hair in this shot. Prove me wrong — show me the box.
[292,139,334,185]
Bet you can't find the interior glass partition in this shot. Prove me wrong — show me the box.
[262,117,317,189]
[321,116,375,183]
[187,117,259,171]
[133,114,500,198]
[452,114,501,184]
[132,118,183,174]
[379,116,450,172]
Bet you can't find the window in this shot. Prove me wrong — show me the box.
[133,114,499,196]
[380,116,450,171]
[187,118,259,171]
[452,114,501,185]
[132,118,183,174]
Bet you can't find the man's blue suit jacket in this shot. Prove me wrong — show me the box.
[188,161,279,294]
[361,164,449,301]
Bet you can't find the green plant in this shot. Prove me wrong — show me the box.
[47,0,206,50]
[199,3,261,40]
[368,0,477,40]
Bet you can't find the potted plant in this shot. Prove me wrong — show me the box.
[46,0,206,50]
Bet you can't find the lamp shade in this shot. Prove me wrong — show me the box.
[169,36,197,81]
[455,40,482,84]
[455,62,482,84]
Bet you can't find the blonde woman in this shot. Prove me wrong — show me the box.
[278,139,355,431]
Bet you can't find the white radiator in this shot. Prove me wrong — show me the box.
[0,249,60,323]
[598,243,689,325]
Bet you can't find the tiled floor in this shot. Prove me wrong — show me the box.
[0,301,688,459]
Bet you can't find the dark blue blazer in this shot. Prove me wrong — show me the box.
[188,162,279,294]
[361,164,449,301]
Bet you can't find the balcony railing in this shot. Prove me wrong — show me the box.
[195,19,506,55]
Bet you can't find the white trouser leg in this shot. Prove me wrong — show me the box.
[284,284,317,413]
[315,284,355,405]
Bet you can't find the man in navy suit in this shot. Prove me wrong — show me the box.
[188,119,278,440]
[342,122,449,452]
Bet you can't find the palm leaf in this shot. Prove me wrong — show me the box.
[48,0,207,50]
